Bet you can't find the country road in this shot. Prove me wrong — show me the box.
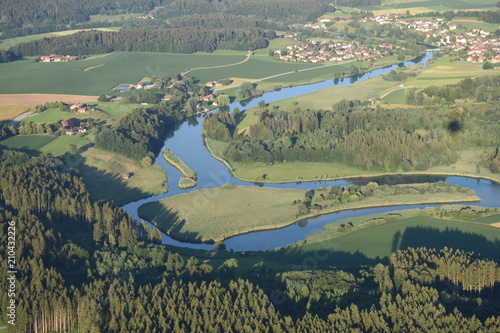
[9,111,32,126]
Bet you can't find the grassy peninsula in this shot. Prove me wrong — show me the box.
[137,182,479,243]
[163,147,197,188]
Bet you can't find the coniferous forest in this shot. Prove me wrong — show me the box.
[1,151,500,332]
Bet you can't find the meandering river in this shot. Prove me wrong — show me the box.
[122,52,500,251]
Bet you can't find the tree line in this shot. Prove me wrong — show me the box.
[1,150,500,332]
[95,102,185,160]
[154,0,331,24]
[9,26,272,57]
[0,0,166,38]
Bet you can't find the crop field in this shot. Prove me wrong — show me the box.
[138,185,306,243]
[39,135,91,156]
[0,52,248,95]
[267,207,500,268]
[0,104,31,121]
[451,19,500,32]
[404,58,489,87]
[79,147,168,206]
[0,135,55,155]
[0,28,119,51]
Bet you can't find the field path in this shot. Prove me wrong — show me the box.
[216,59,356,91]
[181,51,253,76]
[9,111,33,126]
[379,86,418,99]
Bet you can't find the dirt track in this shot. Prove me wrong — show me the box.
[492,222,500,228]
[0,94,98,105]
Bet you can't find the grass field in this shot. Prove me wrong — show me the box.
[0,104,30,121]
[79,147,168,206]
[138,185,307,243]
[0,135,55,155]
[0,28,119,50]
[404,58,488,87]
[39,135,91,156]
[359,0,499,13]
[0,51,248,95]
[267,206,500,268]
[138,183,478,243]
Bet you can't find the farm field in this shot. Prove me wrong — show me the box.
[0,103,31,121]
[0,94,98,105]
[79,147,168,206]
[0,51,248,95]
[138,183,478,243]
[0,135,55,155]
[268,207,500,268]
[39,135,92,156]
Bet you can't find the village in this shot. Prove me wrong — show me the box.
[276,13,499,64]
[363,14,500,63]
[274,39,398,63]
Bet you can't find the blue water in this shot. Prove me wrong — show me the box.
[121,52,500,251]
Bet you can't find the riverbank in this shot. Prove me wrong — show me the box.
[204,138,500,185]
[137,183,479,243]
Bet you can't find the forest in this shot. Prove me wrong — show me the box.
[8,26,272,58]
[1,150,500,332]
[95,102,185,160]
[203,76,500,172]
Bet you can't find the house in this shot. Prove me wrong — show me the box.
[77,107,87,113]
[122,173,131,179]
[202,94,214,101]
[60,120,69,127]
[40,56,52,62]
[162,95,172,101]
[70,102,85,110]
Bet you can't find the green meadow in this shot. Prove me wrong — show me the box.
[359,0,498,13]
[138,183,478,243]
[266,207,500,268]
[39,135,91,156]
[0,135,55,155]
[0,51,248,95]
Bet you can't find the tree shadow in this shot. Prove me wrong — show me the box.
[137,201,203,243]
[398,225,500,262]
[78,163,147,206]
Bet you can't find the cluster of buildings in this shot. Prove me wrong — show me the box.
[362,14,499,63]
[59,118,89,136]
[275,40,399,63]
[69,102,93,113]
[39,54,77,62]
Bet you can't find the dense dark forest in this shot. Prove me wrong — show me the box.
[167,13,286,30]
[95,102,184,160]
[154,0,331,24]
[0,0,167,37]
[1,151,500,332]
[203,76,500,172]
[9,26,272,57]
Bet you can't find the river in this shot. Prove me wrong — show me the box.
[122,52,500,251]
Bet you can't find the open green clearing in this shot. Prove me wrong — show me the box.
[0,51,247,95]
[0,135,55,155]
[138,183,478,243]
[0,28,119,51]
[39,135,91,156]
[80,147,167,206]
[267,207,500,268]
